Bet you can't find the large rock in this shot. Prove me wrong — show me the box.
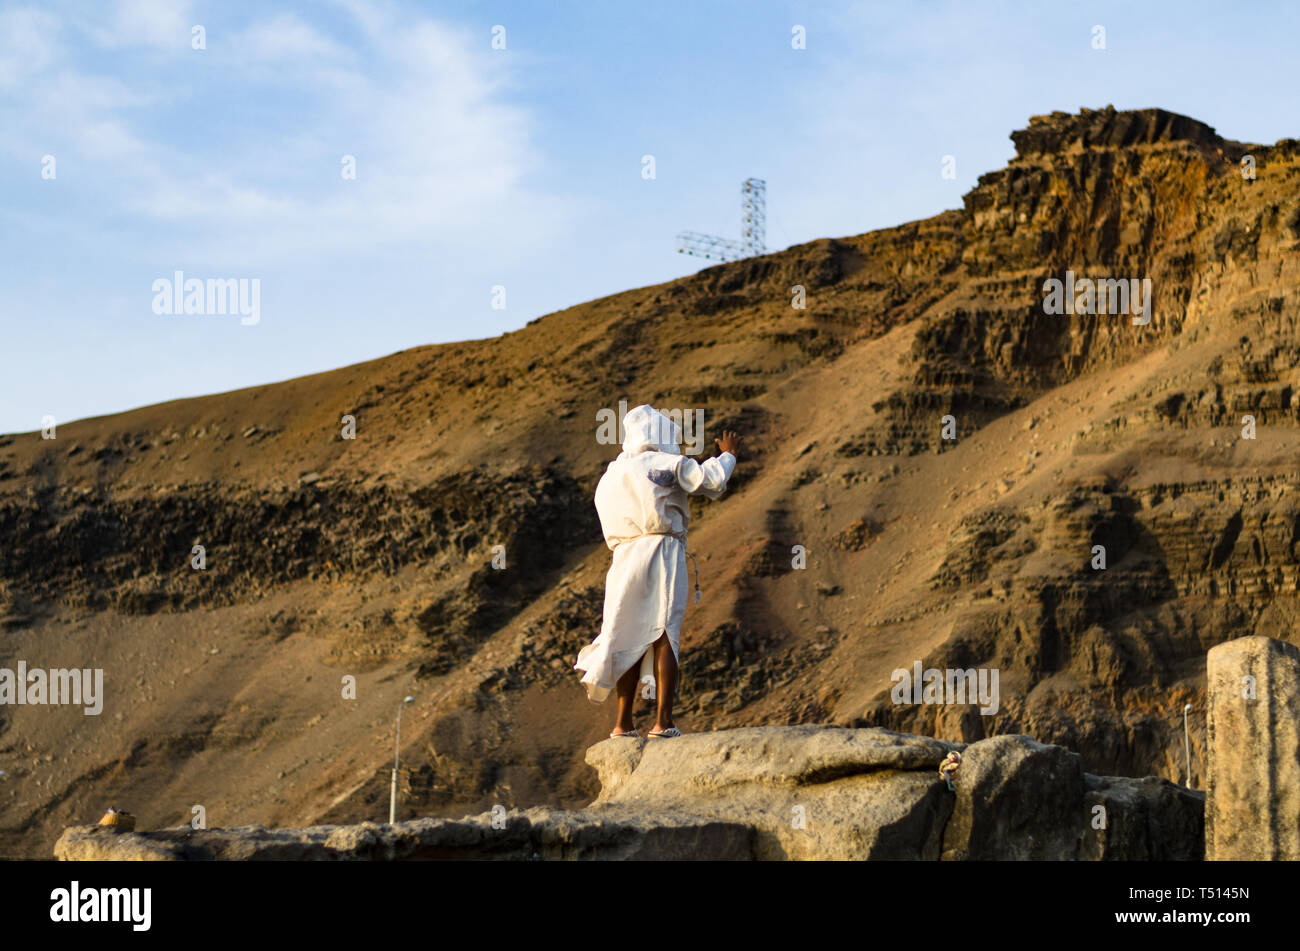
[940,734,1205,860]
[587,725,959,860]
[941,734,1085,860]
[1081,775,1205,861]
[1206,635,1300,860]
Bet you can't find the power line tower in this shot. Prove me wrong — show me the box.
[740,177,766,256]
[676,177,766,263]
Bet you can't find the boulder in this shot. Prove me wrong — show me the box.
[587,725,960,860]
[1081,775,1205,861]
[940,734,1085,860]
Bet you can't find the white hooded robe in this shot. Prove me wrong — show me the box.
[574,405,736,703]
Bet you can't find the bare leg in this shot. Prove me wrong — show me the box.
[612,661,641,735]
[650,633,677,733]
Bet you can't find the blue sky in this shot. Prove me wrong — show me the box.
[2,0,1297,435]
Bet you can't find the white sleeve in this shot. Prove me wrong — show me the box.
[677,452,735,500]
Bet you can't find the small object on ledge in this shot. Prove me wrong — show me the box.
[938,751,961,791]
[98,807,136,831]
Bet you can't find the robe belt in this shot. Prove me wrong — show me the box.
[622,530,702,604]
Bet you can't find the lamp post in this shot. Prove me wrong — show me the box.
[1182,703,1193,787]
[389,696,415,824]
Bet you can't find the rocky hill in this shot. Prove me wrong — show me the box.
[5,105,1300,859]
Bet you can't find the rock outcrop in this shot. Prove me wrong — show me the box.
[587,725,957,860]
[55,725,1203,860]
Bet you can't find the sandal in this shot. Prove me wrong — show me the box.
[647,727,682,738]
[609,729,642,738]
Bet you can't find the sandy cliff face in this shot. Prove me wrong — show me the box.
[3,106,1299,858]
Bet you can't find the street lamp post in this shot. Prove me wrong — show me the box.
[1182,703,1193,787]
[389,696,415,824]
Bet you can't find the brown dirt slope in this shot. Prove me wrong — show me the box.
[3,105,1300,858]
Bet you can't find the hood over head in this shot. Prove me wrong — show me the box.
[620,404,681,455]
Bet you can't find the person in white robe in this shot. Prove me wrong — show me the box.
[575,404,742,739]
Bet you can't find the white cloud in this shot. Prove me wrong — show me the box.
[0,7,60,88]
[0,0,579,268]
[95,0,196,50]
[234,14,352,63]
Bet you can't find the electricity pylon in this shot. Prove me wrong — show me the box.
[676,177,766,262]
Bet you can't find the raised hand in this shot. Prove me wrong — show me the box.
[716,430,743,458]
